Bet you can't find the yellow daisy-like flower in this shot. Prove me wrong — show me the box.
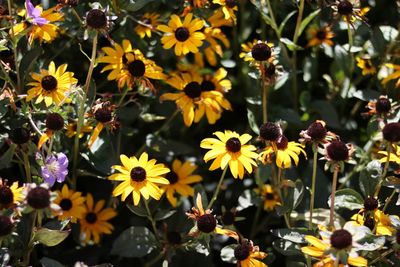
[382,63,400,88]
[378,145,400,164]
[259,136,306,169]
[240,40,274,63]
[208,8,234,28]
[352,210,397,236]
[201,67,232,94]
[255,184,281,211]
[356,57,376,75]
[306,26,335,47]
[234,239,268,267]
[66,121,93,138]
[157,13,205,56]
[79,193,117,244]
[54,184,85,223]
[0,179,24,209]
[109,152,170,206]
[195,26,230,66]
[134,12,160,38]
[13,4,63,44]
[332,0,369,26]
[160,72,228,127]
[26,61,77,107]
[212,0,238,23]
[200,130,258,179]
[161,159,202,207]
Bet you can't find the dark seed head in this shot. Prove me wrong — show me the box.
[94,108,112,123]
[0,216,13,236]
[226,0,238,8]
[375,97,391,114]
[127,60,146,77]
[184,82,202,99]
[307,121,327,141]
[364,217,375,231]
[316,29,327,40]
[59,198,73,211]
[130,167,147,182]
[363,197,378,211]
[276,135,288,150]
[175,27,190,42]
[201,80,216,92]
[27,187,50,209]
[85,212,97,224]
[166,231,182,245]
[337,0,353,15]
[234,241,251,261]
[330,229,352,249]
[326,140,349,161]
[382,123,400,143]
[197,214,217,233]
[45,113,64,131]
[86,9,107,29]
[251,43,272,61]
[221,210,235,225]
[41,75,58,92]
[0,186,13,206]
[226,137,241,153]
[259,122,281,141]
[165,171,179,184]
[265,192,275,200]
[10,127,30,144]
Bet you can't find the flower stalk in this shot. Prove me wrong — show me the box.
[207,166,228,210]
[308,144,318,230]
[329,166,339,228]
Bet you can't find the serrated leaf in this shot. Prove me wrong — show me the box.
[111,226,157,257]
[33,228,69,247]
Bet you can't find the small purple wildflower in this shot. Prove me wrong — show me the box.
[25,0,48,26]
[41,153,69,186]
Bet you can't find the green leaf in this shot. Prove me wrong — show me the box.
[247,108,260,135]
[358,234,385,251]
[271,228,311,243]
[280,38,304,51]
[40,257,64,267]
[126,203,148,217]
[0,144,16,169]
[19,47,42,86]
[125,0,156,11]
[154,210,176,221]
[272,239,303,257]
[111,226,157,258]
[328,189,363,210]
[359,160,381,197]
[278,11,297,36]
[237,189,261,211]
[33,228,70,247]
[298,9,321,38]
[220,244,236,264]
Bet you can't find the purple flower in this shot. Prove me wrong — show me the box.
[25,0,48,26]
[41,153,69,186]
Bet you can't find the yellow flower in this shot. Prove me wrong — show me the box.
[195,26,230,66]
[201,67,232,94]
[234,239,268,267]
[208,8,234,28]
[306,26,335,47]
[158,13,205,56]
[13,5,63,44]
[255,184,281,211]
[54,184,85,223]
[351,210,397,236]
[79,193,117,244]
[382,63,400,88]
[161,159,202,207]
[0,179,24,209]
[240,40,274,63]
[66,121,93,138]
[212,0,238,23]
[332,0,369,26]
[378,145,400,164]
[26,61,77,107]
[98,40,166,91]
[200,130,258,179]
[109,152,170,205]
[134,12,160,38]
[356,57,376,75]
[259,136,306,169]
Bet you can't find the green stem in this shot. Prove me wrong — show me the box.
[308,144,318,230]
[117,86,129,107]
[250,168,264,239]
[206,166,228,210]
[7,0,20,93]
[382,189,397,213]
[261,67,268,123]
[22,152,31,183]
[71,8,83,25]
[71,33,98,189]
[276,168,291,227]
[47,135,54,154]
[144,200,158,239]
[329,167,339,229]
[370,249,393,265]
[374,143,391,197]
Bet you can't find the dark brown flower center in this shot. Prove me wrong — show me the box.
[60,198,73,211]
[316,29,327,40]
[127,60,146,77]
[0,216,13,236]
[130,166,147,182]
[226,137,241,153]
[86,9,107,29]
[251,43,272,61]
[363,197,378,211]
[276,135,288,150]
[226,0,238,8]
[46,113,64,131]
[265,192,275,200]
[41,75,58,92]
[175,27,190,42]
[165,171,179,184]
[326,140,349,161]
[330,229,352,249]
[376,97,391,114]
[307,122,327,141]
[259,122,281,141]
[94,108,112,123]
[234,241,251,261]
[382,123,400,143]
[197,214,217,233]
[27,187,50,210]
[85,212,97,224]
[184,82,202,99]
[337,0,353,15]
[11,127,30,145]
[201,80,216,91]
[0,186,13,206]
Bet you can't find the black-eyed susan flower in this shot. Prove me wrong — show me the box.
[26,61,77,107]
[379,144,400,164]
[79,193,117,244]
[382,123,400,143]
[321,139,355,172]
[356,57,376,75]
[363,95,396,117]
[234,239,268,267]
[66,121,93,138]
[382,63,400,88]
[208,8,234,28]
[332,0,369,26]
[85,4,114,32]
[352,209,397,236]
[301,222,370,266]
[195,26,230,66]
[259,135,306,169]
[186,193,238,239]
[38,113,65,149]
[134,13,160,38]
[255,184,281,211]
[240,40,274,63]
[23,183,60,221]
[306,26,335,47]
[212,0,238,23]
[13,0,63,44]
[109,152,170,206]
[54,184,85,223]
[161,159,202,207]
[98,40,133,82]
[10,127,31,145]
[200,67,232,94]
[0,179,23,210]
[299,120,336,145]
[259,122,282,143]
[200,130,258,179]
[158,13,205,56]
